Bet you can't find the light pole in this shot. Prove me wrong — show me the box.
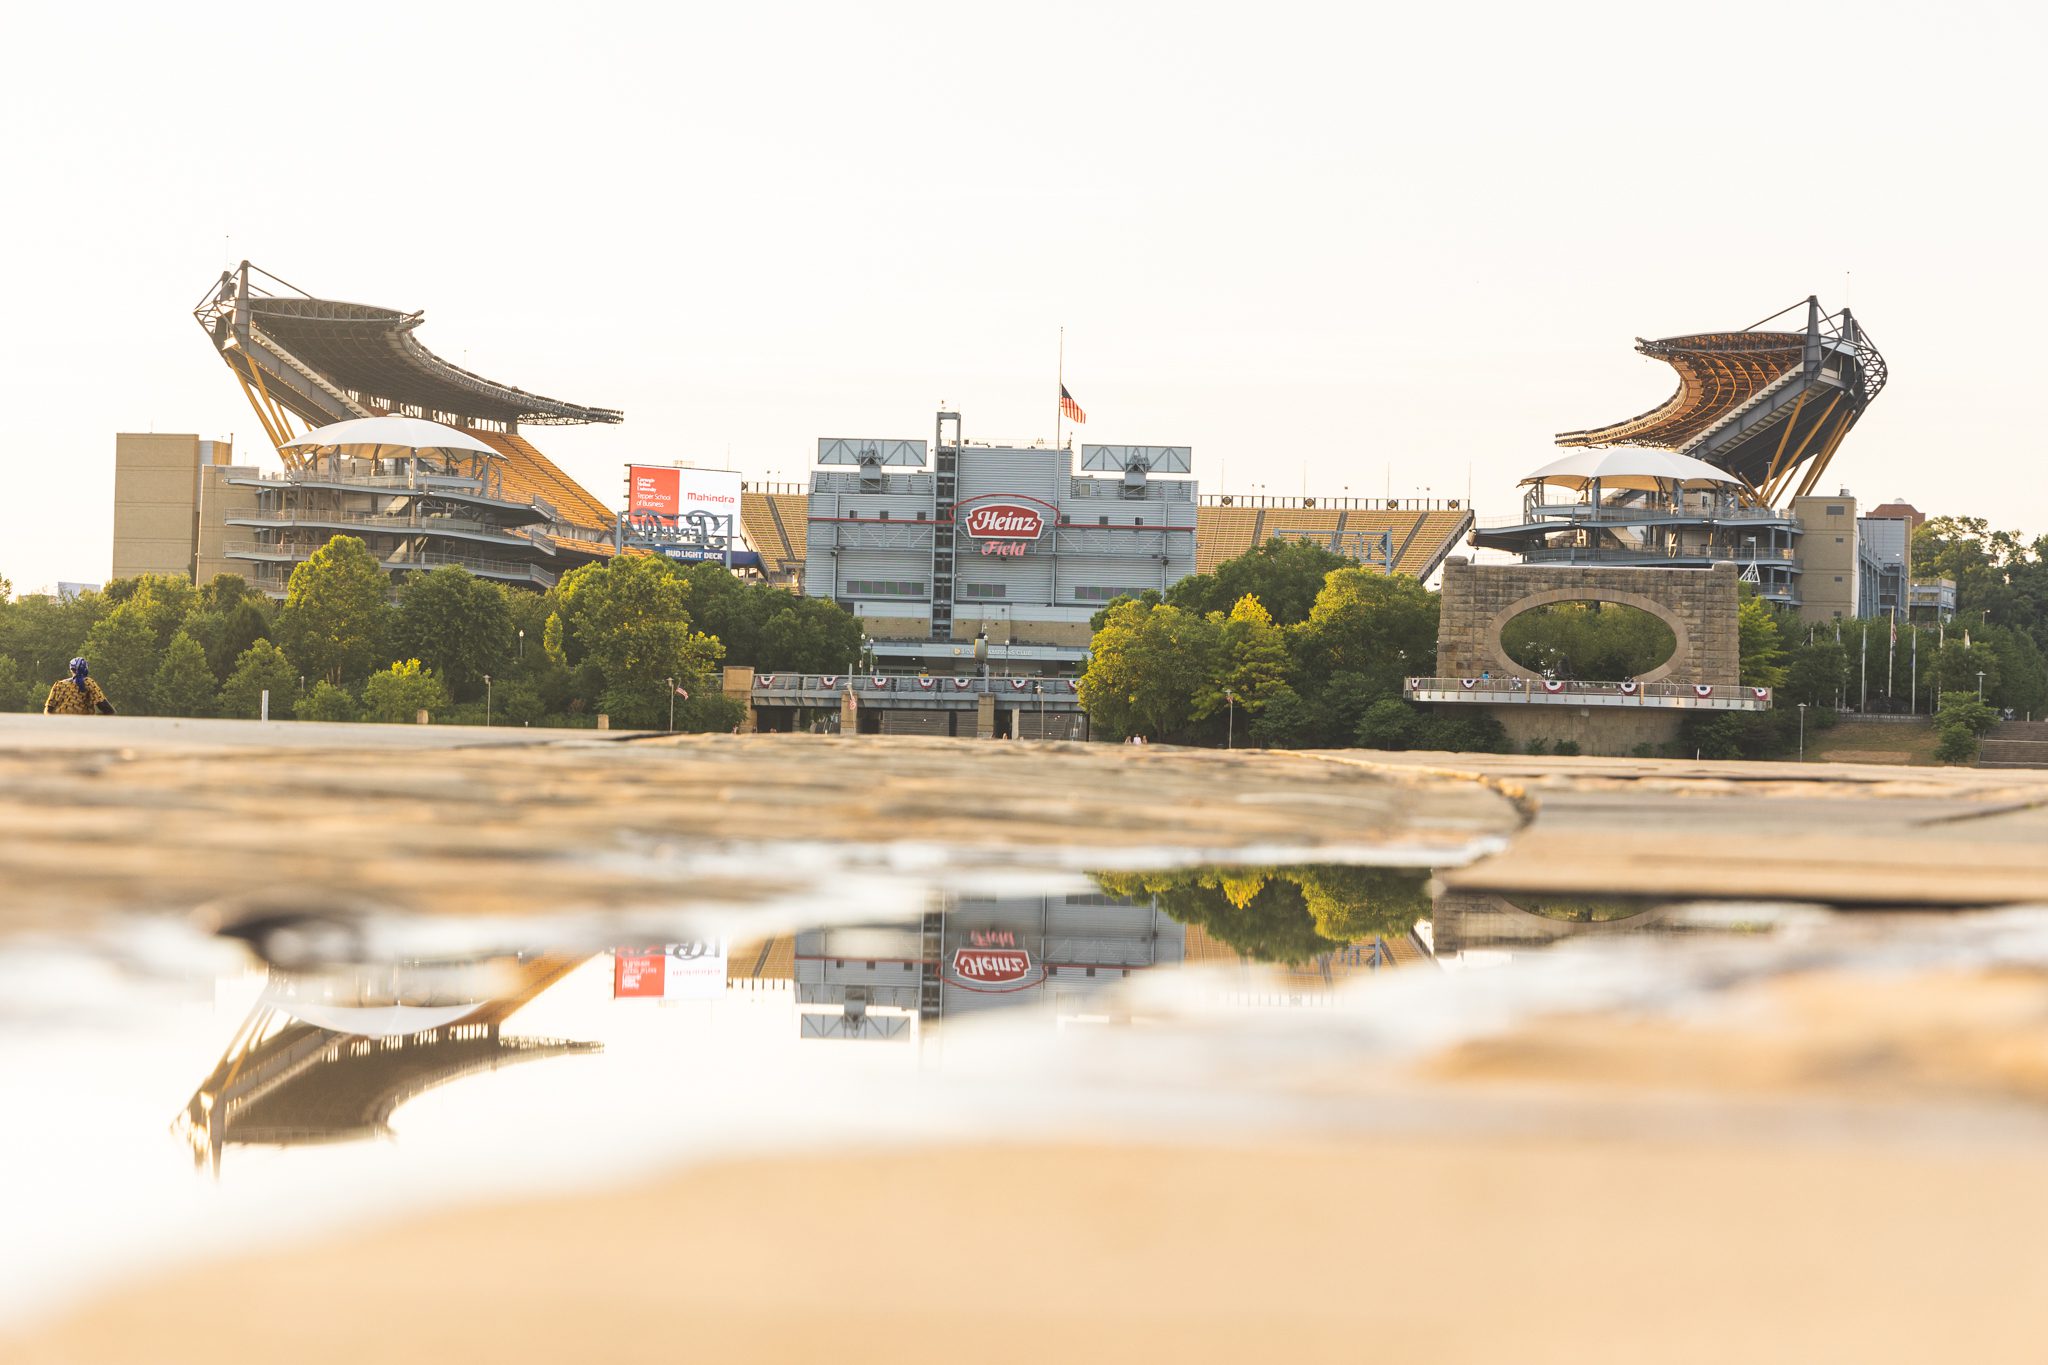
[1797,702,1806,761]
[1978,670,1986,702]
[1034,681,1045,740]
[517,628,524,661]
[1225,689,1237,750]
[484,674,492,727]
[666,676,676,732]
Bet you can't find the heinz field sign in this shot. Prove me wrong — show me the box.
[962,502,1046,558]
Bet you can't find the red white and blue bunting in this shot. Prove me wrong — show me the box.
[870,675,890,690]
[917,677,936,690]
[756,674,774,688]
[953,677,972,690]
[1542,680,1565,694]
[1694,684,1715,698]
[1010,678,1029,691]
[1619,681,1638,695]
[1752,687,1770,700]
[1460,678,1478,690]
[821,675,838,688]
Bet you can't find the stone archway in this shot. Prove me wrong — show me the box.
[1483,587,1690,684]
[1433,561,1740,686]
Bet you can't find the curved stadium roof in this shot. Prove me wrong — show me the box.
[247,295,622,427]
[1554,331,1806,452]
[1551,298,1887,501]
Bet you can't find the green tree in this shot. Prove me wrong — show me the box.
[1077,599,1219,742]
[79,606,159,714]
[1355,697,1426,750]
[1736,595,1787,689]
[1501,601,1675,680]
[1781,636,1847,709]
[361,659,453,724]
[0,656,27,713]
[184,597,274,680]
[1,590,107,687]
[1198,594,1291,725]
[152,631,217,717]
[391,567,513,700]
[1288,569,1440,744]
[545,557,724,728]
[1092,866,1343,965]
[277,536,393,685]
[218,639,298,719]
[294,681,359,723]
[1167,538,1351,626]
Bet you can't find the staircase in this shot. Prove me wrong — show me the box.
[1977,720,2048,769]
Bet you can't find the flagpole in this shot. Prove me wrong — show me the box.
[1055,326,1064,452]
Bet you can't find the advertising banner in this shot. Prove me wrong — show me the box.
[612,941,729,999]
[675,468,742,517]
[627,466,681,516]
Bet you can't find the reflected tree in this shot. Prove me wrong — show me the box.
[1093,864,1432,965]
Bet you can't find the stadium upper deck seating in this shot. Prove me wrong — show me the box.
[741,492,808,582]
[1192,503,1472,581]
[470,427,616,532]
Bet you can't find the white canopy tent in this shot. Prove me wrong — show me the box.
[280,415,502,461]
[1520,447,1740,493]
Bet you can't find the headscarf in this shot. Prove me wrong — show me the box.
[69,657,88,684]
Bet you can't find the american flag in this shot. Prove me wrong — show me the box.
[1060,384,1087,425]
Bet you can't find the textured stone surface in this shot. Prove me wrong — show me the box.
[0,717,1519,941]
[1436,560,1741,685]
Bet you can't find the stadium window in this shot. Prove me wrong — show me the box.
[1086,967,1097,977]
[1098,516,1108,526]
[880,510,890,521]
[1827,505,1846,515]
[1134,517,1144,526]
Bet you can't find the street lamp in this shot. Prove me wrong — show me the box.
[517,628,524,660]
[1797,702,1807,761]
[1978,670,1986,702]
[666,676,676,733]
[483,674,492,727]
[1224,689,1237,750]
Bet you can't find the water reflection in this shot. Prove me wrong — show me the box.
[175,954,598,1173]
[167,869,1820,1178]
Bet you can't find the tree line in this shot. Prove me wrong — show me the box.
[1075,536,2029,761]
[0,536,861,729]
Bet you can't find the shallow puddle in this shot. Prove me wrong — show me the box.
[9,849,2048,1337]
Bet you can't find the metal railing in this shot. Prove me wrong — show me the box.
[750,672,1081,699]
[1197,494,1467,511]
[1515,546,1796,565]
[228,510,549,545]
[1405,676,1770,709]
[1478,504,1801,531]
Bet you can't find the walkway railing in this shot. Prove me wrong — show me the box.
[750,672,1082,700]
[1405,676,1771,711]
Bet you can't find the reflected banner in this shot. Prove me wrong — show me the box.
[613,940,729,1000]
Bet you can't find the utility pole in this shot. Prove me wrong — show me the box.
[1798,702,1807,761]
[1225,689,1237,750]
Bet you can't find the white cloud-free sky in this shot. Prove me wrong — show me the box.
[2,1,2041,591]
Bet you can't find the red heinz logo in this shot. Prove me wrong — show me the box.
[963,503,1045,540]
[952,947,1033,985]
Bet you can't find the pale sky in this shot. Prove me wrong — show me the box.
[3,2,2042,592]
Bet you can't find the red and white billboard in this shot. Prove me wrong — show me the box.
[962,503,1046,541]
[952,947,1033,986]
[627,466,681,516]
[627,467,742,518]
[612,940,729,999]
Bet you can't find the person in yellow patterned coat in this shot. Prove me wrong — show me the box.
[44,657,116,715]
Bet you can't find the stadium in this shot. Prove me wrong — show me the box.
[111,261,1474,736]
[1475,297,1904,622]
